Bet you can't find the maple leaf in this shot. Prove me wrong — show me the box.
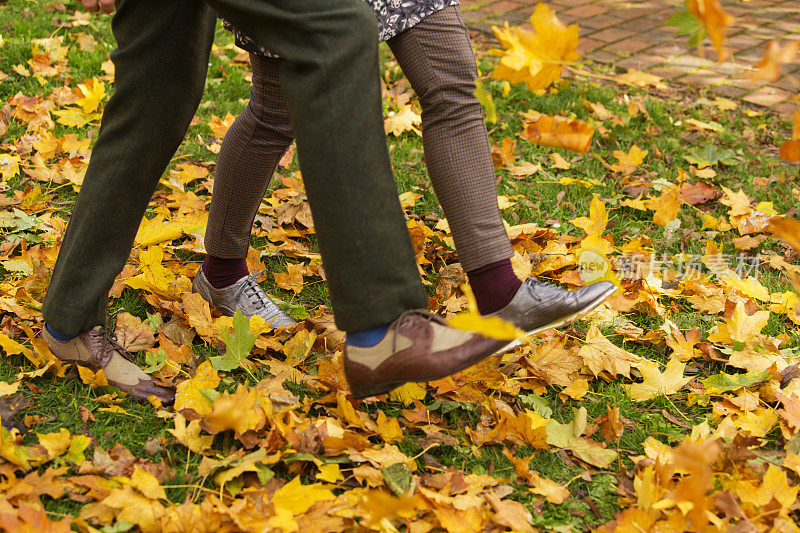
[486,492,536,533]
[128,467,168,500]
[180,292,216,341]
[447,311,524,340]
[579,325,642,377]
[124,246,192,301]
[559,378,589,401]
[598,406,624,442]
[273,263,305,295]
[384,105,421,136]
[491,137,516,168]
[473,77,497,124]
[388,382,427,406]
[134,215,187,247]
[688,0,733,61]
[545,407,617,467]
[707,299,769,345]
[202,384,269,438]
[208,112,236,138]
[75,78,106,114]
[777,392,800,432]
[282,328,316,364]
[625,358,691,401]
[316,463,343,483]
[519,112,593,153]
[168,413,213,453]
[174,360,220,416]
[684,144,738,167]
[0,153,20,180]
[671,439,720,530]
[102,485,166,533]
[571,194,609,241]
[210,309,256,372]
[720,186,751,217]
[610,145,647,173]
[0,502,71,533]
[737,464,799,511]
[615,69,667,89]
[114,312,157,352]
[273,476,336,516]
[468,409,549,448]
[491,3,580,91]
[665,323,701,361]
[749,40,800,83]
[358,490,426,529]
[769,217,800,255]
[37,428,72,459]
[647,184,681,227]
[376,411,403,443]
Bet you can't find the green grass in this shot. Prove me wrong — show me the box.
[0,0,799,531]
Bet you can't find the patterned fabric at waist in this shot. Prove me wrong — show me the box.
[223,0,460,57]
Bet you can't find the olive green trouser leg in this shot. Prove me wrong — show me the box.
[205,0,427,331]
[42,0,216,338]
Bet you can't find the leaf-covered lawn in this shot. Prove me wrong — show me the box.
[0,1,799,531]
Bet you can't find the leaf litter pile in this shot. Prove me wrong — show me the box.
[1,1,800,531]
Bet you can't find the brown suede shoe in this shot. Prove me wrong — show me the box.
[42,326,174,405]
[344,310,506,399]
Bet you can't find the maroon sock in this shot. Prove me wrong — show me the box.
[202,255,250,289]
[466,259,522,315]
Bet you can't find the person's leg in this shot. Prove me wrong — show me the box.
[205,0,428,332]
[204,54,294,267]
[42,0,216,337]
[194,53,296,327]
[386,6,519,314]
[41,0,215,404]
[203,0,507,398]
[387,6,617,331]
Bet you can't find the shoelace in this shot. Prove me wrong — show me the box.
[91,327,136,367]
[523,277,547,302]
[524,277,585,304]
[238,276,283,321]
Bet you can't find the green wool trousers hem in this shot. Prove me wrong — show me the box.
[42,0,427,337]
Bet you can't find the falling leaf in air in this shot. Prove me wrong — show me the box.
[769,217,800,254]
[491,3,580,91]
[474,77,497,124]
[688,0,734,61]
[749,40,800,83]
[779,108,800,163]
[519,112,593,153]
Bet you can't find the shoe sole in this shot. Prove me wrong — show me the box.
[349,341,506,400]
[496,283,619,354]
[350,285,619,399]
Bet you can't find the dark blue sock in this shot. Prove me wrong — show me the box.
[45,323,77,342]
[346,324,390,347]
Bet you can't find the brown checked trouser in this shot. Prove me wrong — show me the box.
[205,6,514,273]
[42,0,427,336]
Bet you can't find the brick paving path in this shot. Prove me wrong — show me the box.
[461,0,800,114]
